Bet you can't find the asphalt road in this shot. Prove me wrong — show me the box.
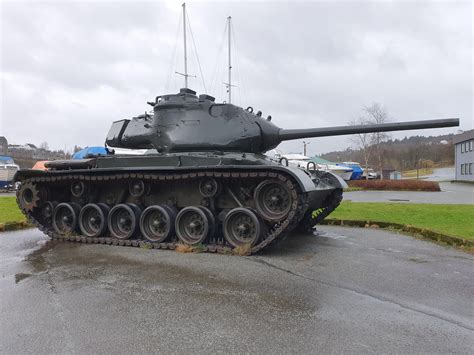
[424,167,455,181]
[1,227,472,354]
[0,192,15,197]
[345,181,474,204]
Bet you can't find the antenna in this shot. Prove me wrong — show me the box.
[175,3,195,88]
[223,16,236,103]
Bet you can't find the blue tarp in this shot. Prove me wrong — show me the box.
[0,156,15,164]
[338,163,363,180]
[72,147,109,159]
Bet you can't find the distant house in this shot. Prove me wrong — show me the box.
[382,169,395,180]
[453,130,473,181]
[389,171,402,180]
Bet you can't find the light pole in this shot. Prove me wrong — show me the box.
[303,141,310,156]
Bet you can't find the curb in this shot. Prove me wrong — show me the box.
[0,221,33,232]
[321,218,474,249]
[450,180,474,185]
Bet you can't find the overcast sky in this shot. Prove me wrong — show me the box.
[1,0,472,156]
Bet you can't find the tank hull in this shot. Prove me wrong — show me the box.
[15,153,345,255]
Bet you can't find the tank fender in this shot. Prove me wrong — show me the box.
[282,167,319,192]
[14,169,49,182]
[313,170,348,189]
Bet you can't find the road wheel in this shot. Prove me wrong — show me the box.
[223,208,262,248]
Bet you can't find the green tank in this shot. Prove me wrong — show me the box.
[14,88,459,255]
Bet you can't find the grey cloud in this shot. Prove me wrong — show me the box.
[0,0,471,156]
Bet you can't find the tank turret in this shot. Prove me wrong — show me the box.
[106,88,459,154]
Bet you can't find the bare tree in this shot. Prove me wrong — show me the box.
[363,103,390,177]
[407,141,430,178]
[73,145,83,153]
[349,117,373,178]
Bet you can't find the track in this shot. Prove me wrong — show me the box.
[17,169,342,255]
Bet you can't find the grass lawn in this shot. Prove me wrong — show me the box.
[331,201,474,240]
[402,168,433,178]
[0,197,26,224]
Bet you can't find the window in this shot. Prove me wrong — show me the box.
[460,164,464,175]
[461,144,464,153]
[470,163,473,175]
[470,140,473,151]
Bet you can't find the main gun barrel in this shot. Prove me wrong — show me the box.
[278,118,459,141]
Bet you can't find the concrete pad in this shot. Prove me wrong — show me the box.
[0,227,472,353]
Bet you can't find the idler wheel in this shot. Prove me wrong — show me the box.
[18,181,40,212]
[79,203,110,237]
[140,205,177,243]
[223,208,262,248]
[71,181,86,198]
[199,178,219,197]
[52,202,81,235]
[254,179,292,221]
[129,180,147,197]
[108,203,141,240]
[175,206,212,245]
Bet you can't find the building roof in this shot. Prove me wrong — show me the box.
[453,129,474,144]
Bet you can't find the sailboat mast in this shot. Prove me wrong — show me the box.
[182,3,188,88]
[227,16,232,103]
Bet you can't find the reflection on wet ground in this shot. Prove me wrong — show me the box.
[20,238,315,316]
[1,227,473,353]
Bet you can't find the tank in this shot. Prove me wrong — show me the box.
[14,88,459,255]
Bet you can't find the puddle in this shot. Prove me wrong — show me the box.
[314,230,348,240]
[408,257,428,263]
[15,272,32,283]
[22,242,315,315]
[24,240,59,273]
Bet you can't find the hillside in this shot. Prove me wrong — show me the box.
[320,133,455,170]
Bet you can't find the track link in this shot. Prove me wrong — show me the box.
[17,169,314,255]
[297,188,343,232]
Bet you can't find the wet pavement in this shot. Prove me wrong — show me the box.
[0,192,16,197]
[424,167,455,181]
[1,227,473,353]
[345,181,474,204]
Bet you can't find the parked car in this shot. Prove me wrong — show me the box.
[362,168,378,179]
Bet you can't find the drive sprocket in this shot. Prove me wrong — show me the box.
[17,181,41,212]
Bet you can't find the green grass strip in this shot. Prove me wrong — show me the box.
[330,201,474,240]
[0,196,26,224]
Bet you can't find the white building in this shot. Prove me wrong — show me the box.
[453,130,473,181]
